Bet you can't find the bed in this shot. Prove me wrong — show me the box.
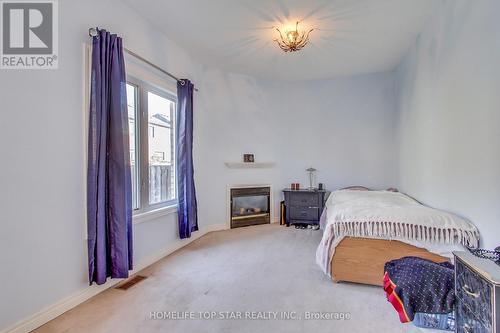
[316,188,480,286]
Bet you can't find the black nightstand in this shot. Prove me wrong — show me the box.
[283,189,328,226]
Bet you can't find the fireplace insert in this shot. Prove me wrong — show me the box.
[230,187,270,228]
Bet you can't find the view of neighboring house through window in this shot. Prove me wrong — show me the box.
[126,79,176,213]
[147,91,175,205]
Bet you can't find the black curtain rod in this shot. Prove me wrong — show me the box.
[88,28,198,92]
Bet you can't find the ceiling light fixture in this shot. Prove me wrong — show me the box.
[274,21,313,53]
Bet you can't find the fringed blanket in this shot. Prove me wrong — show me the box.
[383,256,455,323]
[330,220,478,245]
[316,190,480,275]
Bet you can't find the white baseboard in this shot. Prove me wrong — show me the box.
[2,223,228,333]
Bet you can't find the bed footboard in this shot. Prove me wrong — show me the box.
[331,237,448,286]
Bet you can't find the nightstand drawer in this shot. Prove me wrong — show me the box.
[289,193,319,207]
[289,219,318,226]
[456,259,492,327]
[289,206,319,220]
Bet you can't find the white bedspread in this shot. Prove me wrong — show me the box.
[316,190,480,275]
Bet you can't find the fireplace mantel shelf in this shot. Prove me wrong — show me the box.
[224,162,275,169]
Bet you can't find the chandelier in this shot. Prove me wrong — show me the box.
[274,21,313,52]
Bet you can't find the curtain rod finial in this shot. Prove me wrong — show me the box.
[89,27,98,37]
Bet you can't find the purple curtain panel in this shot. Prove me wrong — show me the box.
[176,80,198,239]
[87,29,133,285]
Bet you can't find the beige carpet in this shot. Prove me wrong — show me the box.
[35,224,433,333]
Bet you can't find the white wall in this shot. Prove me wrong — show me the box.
[195,70,399,228]
[396,0,500,249]
[0,1,399,331]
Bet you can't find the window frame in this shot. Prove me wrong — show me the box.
[126,81,140,210]
[127,76,178,215]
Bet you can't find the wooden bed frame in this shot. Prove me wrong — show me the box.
[330,237,449,286]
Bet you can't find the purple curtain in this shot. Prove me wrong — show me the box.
[176,80,198,239]
[87,29,133,285]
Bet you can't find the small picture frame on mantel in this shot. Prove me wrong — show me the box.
[243,154,254,163]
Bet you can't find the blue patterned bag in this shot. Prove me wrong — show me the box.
[413,312,455,331]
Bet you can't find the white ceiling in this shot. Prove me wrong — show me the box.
[124,0,437,80]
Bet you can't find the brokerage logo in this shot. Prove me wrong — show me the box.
[1,0,58,69]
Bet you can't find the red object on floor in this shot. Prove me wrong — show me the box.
[383,272,411,323]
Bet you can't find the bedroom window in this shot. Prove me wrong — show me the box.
[126,79,177,213]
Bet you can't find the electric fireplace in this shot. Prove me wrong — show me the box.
[230,186,270,228]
